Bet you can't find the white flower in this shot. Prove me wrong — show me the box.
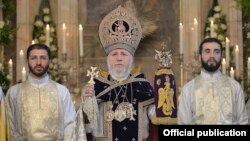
[214,13,220,18]
[208,17,214,22]
[53,65,58,70]
[220,24,227,30]
[43,16,50,22]
[217,34,224,41]
[35,20,44,27]
[247,32,250,39]
[38,35,46,42]
[214,6,221,12]
[49,63,54,69]
[34,38,39,43]
[52,58,58,63]
[0,21,5,28]
[50,27,55,33]
[43,8,50,14]
[6,74,11,80]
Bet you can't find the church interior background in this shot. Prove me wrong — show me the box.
[0,0,249,106]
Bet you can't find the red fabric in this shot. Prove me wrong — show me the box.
[147,123,158,141]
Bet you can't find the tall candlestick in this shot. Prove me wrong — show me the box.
[79,24,84,57]
[225,37,230,68]
[194,18,198,53]
[62,23,66,54]
[230,67,234,78]
[235,45,239,78]
[222,58,226,75]
[8,59,13,84]
[210,20,214,37]
[22,67,26,82]
[179,23,183,55]
[45,24,50,47]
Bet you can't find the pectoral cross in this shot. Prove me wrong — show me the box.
[129,103,136,121]
[87,66,99,84]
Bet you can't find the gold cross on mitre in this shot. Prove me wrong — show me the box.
[87,66,99,84]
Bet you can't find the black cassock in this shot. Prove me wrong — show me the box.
[94,73,155,141]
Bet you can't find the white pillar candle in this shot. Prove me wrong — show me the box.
[79,24,84,57]
[225,37,230,68]
[194,18,198,53]
[210,20,214,37]
[62,23,67,54]
[235,45,239,78]
[32,40,35,44]
[230,67,234,78]
[222,58,226,75]
[8,59,13,84]
[22,67,26,82]
[45,24,50,47]
[19,50,24,74]
[180,64,183,87]
[179,23,183,55]
[248,57,250,70]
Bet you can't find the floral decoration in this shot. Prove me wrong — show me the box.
[204,0,228,47]
[32,0,60,82]
[0,0,14,94]
[235,0,250,95]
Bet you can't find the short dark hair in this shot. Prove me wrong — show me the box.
[26,43,51,60]
[199,38,222,55]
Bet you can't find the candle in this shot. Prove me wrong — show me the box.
[19,50,24,71]
[225,37,230,68]
[45,24,50,47]
[194,18,198,53]
[179,23,183,55]
[248,57,250,70]
[180,64,183,87]
[235,45,239,78]
[62,23,66,54]
[210,20,214,37]
[222,58,226,75]
[79,24,84,57]
[32,40,35,44]
[230,67,234,78]
[8,59,13,84]
[22,67,26,82]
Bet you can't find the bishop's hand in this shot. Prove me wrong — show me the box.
[81,84,94,100]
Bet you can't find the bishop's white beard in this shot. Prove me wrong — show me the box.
[107,59,133,81]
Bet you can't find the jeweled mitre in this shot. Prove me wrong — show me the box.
[99,6,142,55]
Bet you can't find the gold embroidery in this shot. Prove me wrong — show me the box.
[20,80,60,140]
[158,81,175,116]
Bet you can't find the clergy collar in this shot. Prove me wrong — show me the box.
[28,73,49,87]
[200,69,222,81]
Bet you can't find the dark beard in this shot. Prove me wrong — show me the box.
[28,64,49,77]
[201,58,221,72]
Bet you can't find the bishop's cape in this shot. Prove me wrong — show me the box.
[91,70,155,141]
